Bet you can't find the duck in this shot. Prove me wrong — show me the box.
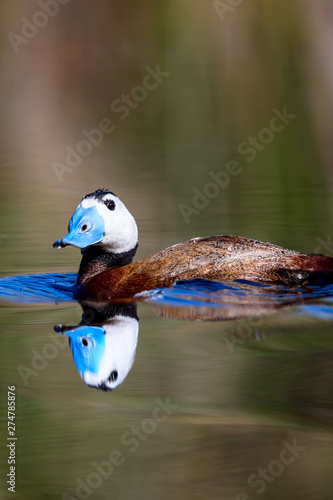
[53,189,333,300]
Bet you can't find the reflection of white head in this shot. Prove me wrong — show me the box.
[80,192,138,253]
[83,316,139,390]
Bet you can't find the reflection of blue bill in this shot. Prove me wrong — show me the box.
[59,316,139,391]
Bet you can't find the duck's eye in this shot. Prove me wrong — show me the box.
[80,222,91,233]
[79,336,93,347]
[109,370,118,382]
[104,199,116,211]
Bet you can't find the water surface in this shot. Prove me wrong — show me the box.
[1,268,333,499]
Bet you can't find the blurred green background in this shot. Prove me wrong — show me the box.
[0,0,333,273]
[1,1,333,499]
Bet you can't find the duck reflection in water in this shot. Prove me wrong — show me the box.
[55,303,138,391]
[53,277,333,391]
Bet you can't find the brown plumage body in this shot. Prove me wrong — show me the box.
[80,235,333,300]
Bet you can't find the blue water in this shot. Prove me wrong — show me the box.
[1,272,333,320]
[141,278,333,304]
[0,272,79,303]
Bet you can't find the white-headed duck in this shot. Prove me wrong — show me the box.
[53,189,333,300]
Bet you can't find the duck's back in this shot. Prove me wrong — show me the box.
[85,235,333,299]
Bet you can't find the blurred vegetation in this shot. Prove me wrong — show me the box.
[0,1,332,272]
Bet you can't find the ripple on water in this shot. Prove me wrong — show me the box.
[0,273,78,303]
[0,274,332,321]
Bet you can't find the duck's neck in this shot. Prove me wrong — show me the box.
[77,244,138,284]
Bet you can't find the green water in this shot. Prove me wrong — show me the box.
[2,300,333,500]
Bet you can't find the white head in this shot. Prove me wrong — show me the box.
[53,189,138,254]
[60,315,139,391]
